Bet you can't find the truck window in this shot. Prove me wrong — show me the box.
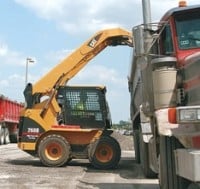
[161,24,174,55]
[175,11,200,50]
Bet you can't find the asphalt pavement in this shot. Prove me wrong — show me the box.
[0,144,159,189]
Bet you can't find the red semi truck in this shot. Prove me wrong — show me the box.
[0,95,23,144]
[129,1,200,188]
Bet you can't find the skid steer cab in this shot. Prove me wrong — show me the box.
[18,86,121,169]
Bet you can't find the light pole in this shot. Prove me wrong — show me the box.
[25,57,34,86]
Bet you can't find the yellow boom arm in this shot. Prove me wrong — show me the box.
[32,28,132,95]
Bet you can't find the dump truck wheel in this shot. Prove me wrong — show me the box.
[188,183,200,189]
[89,136,121,169]
[38,134,71,167]
[139,128,157,178]
[9,134,18,143]
[133,129,140,163]
[4,127,10,144]
[159,136,190,189]
[0,126,5,145]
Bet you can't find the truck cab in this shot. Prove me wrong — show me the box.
[129,2,200,189]
[160,5,200,62]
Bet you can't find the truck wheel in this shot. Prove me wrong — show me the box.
[188,183,200,189]
[0,127,5,145]
[4,128,10,144]
[159,136,190,189]
[9,134,18,143]
[139,130,157,178]
[38,134,71,167]
[133,129,140,163]
[89,136,121,169]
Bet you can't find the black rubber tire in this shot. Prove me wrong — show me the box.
[4,127,10,144]
[0,127,5,145]
[38,134,71,167]
[159,136,191,189]
[133,129,140,163]
[139,130,157,178]
[9,134,18,143]
[188,183,200,189]
[89,136,121,169]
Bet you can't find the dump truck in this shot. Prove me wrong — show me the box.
[18,28,132,168]
[128,0,200,188]
[0,95,23,144]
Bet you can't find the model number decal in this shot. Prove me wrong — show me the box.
[27,128,39,133]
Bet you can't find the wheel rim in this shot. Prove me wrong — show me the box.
[95,143,113,163]
[45,142,63,161]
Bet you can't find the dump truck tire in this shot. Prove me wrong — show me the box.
[38,134,71,167]
[139,127,157,178]
[133,129,140,163]
[9,134,18,143]
[188,183,200,189]
[159,136,191,189]
[0,126,4,145]
[89,136,121,169]
[4,127,10,144]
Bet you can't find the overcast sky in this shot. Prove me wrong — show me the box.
[0,0,199,123]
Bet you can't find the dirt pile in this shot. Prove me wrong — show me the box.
[111,131,134,151]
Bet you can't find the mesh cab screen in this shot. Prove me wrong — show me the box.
[59,87,106,129]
